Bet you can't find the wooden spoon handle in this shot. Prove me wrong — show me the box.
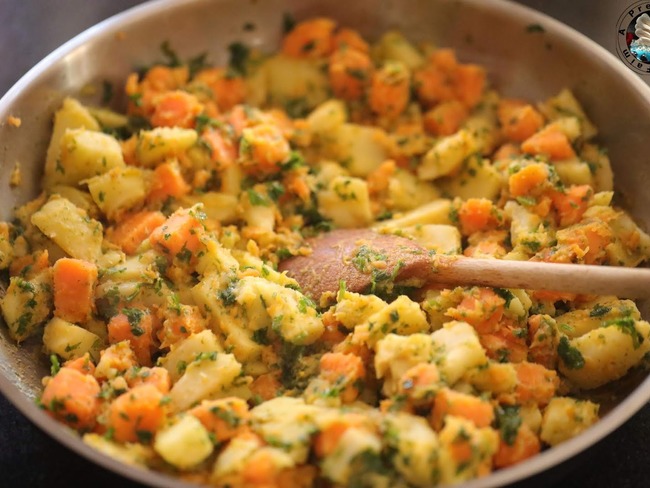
[432,255,650,298]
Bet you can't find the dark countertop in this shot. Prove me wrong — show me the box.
[0,1,648,487]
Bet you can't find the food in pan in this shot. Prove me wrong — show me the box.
[2,16,650,487]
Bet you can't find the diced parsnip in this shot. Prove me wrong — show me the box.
[540,397,599,446]
[554,159,593,186]
[333,291,387,330]
[83,433,152,467]
[438,416,499,485]
[211,433,264,480]
[136,127,198,167]
[160,330,224,383]
[251,397,323,463]
[169,352,243,411]
[431,321,488,385]
[31,196,103,262]
[382,413,439,487]
[179,192,239,224]
[558,319,650,389]
[232,251,298,288]
[45,98,100,186]
[52,129,125,186]
[48,185,100,217]
[555,298,640,339]
[538,88,597,140]
[546,116,582,142]
[320,427,382,486]
[220,163,244,196]
[86,167,149,220]
[240,188,277,232]
[353,295,429,347]
[307,99,347,134]
[247,277,324,345]
[376,31,425,69]
[605,211,650,267]
[399,224,461,254]
[325,123,388,177]
[154,415,214,469]
[463,91,500,155]
[317,176,373,228]
[466,362,517,394]
[581,143,613,192]
[195,240,240,277]
[439,155,503,200]
[264,54,329,115]
[375,333,435,396]
[1,270,52,342]
[387,169,441,211]
[42,317,102,361]
[373,199,452,231]
[87,107,129,128]
[418,129,478,180]
[504,201,554,256]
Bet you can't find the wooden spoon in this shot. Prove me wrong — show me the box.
[278,229,650,300]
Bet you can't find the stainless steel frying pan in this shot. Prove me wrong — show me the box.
[1,1,649,487]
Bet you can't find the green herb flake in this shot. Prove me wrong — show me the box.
[228,42,250,76]
[50,354,61,376]
[589,304,611,318]
[122,307,146,336]
[558,336,585,369]
[495,405,521,446]
[604,317,644,349]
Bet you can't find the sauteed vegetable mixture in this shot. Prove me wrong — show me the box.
[2,17,650,487]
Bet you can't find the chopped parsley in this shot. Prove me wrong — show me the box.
[589,304,611,318]
[495,405,522,446]
[557,336,585,369]
[122,307,146,336]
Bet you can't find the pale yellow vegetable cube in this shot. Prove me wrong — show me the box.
[54,128,125,186]
[160,330,224,383]
[418,130,478,180]
[377,31,425,69]
[538,88,597,139]
[559,319,650,389]
[431,321,488,385]
[439,156,503,201]
[382,413,439,487]
[169,352,243,411]
[136,127,198,167]
[318,176,373,228]
[326,123,388,177]
[45,98,100,186]
[554,159,593,186]
[374,199,452,231]
[43,317,102,361]
[307,99,347,134]
[264,54,329,114]
[86,167,149,220]
[540,397,599,446]
[154,415,214,469]
[180,192,238,224]
[31,196,103,262]
[83,434,152,467]
[1,270,52,342]
[321,427,382,486]
[438,416,498,485]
